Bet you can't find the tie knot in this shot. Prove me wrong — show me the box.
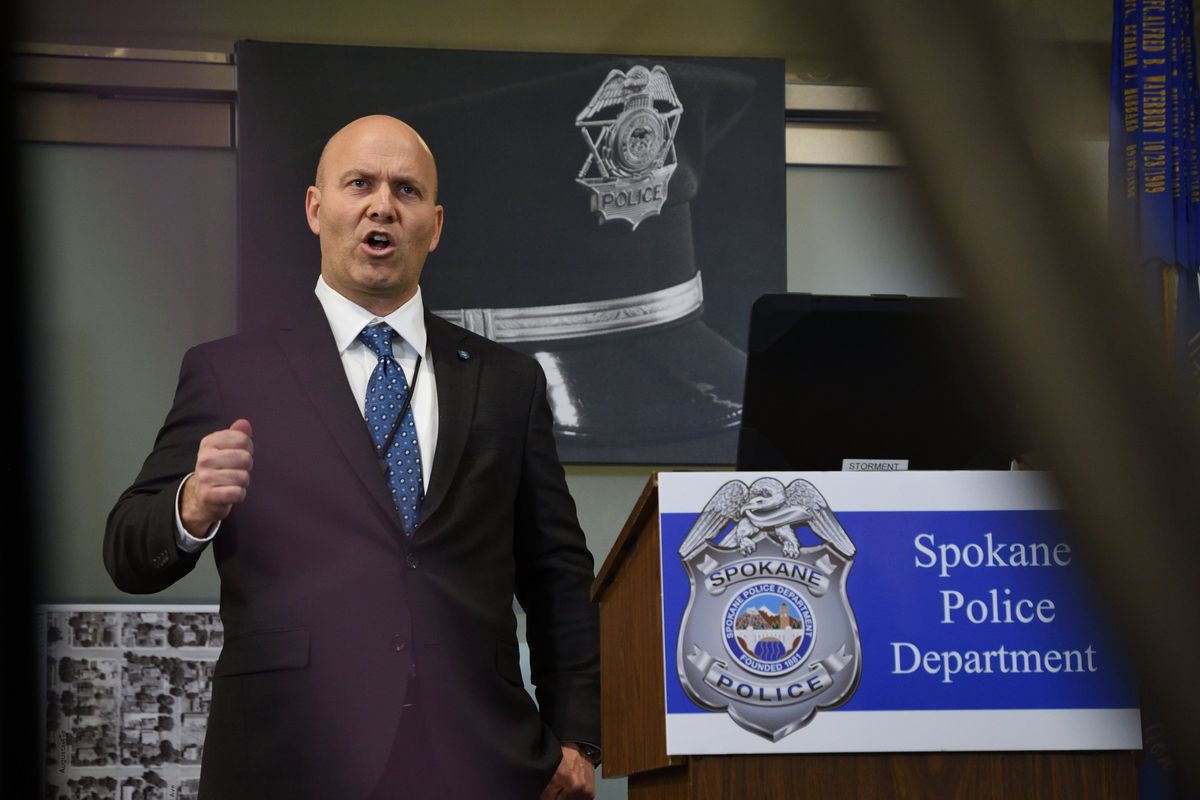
[357,324,396,360]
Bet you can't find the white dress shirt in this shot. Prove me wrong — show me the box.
[176,277,439,550]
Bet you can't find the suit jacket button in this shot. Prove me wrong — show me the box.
[406,553,419,569]
[391,636,406,652]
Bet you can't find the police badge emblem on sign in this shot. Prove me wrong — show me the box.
[576,65,682,229]
[675,476,862,741]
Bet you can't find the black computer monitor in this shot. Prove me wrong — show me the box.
[736,294,1027,471]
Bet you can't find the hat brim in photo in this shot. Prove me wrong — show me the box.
[515,317,745,448]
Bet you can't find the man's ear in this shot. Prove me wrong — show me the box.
[305,186,321,235]
[428,204,444,253]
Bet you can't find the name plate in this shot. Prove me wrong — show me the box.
[658,471,1141,754]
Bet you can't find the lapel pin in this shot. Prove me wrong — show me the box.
[457,348,471,361]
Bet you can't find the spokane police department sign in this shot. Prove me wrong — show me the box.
[658,472,1141,754]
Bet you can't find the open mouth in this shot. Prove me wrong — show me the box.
[364,232,393,251]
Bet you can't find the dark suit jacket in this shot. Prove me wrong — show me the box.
[104,296,600,798]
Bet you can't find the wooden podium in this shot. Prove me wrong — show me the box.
[591,476,1137,799]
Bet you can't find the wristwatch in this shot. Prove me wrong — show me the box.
[568,741,602,767]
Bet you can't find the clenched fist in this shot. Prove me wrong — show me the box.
[179,419,254,537]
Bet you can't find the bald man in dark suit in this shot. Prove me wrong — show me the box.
[106,115,600,799]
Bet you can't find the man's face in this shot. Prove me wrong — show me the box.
[305,116,444,315]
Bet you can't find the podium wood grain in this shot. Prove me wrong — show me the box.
[627,751,1135,799]
[593,474,681,778]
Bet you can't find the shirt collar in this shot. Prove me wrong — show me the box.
[314,276,428,357]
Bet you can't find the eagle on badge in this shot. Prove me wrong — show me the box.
[678,477,856,560]
[576,65,681,126]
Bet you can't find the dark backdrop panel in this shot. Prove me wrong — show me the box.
[237,41,785,463]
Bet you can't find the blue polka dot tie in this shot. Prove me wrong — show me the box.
[358,324,423,535]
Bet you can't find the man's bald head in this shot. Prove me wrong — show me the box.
[314,115,438,200]
[304,114,444,316]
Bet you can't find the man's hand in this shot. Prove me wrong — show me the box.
[539,744,596,800]
[180,419,254,537]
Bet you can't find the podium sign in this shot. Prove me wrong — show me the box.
[658,471,1142,755]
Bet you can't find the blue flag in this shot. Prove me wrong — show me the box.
[1110,0,1200,397]
[1109,3,1199,796]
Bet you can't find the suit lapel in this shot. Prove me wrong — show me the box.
[420,311,480,525]
[273,297,401,530]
